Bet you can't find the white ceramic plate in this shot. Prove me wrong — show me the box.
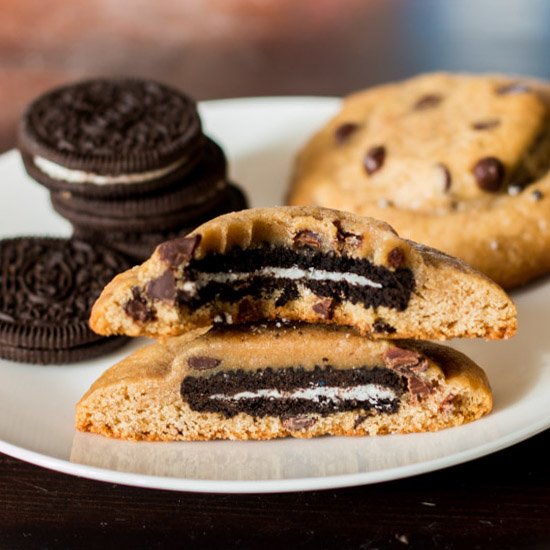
[0,97,549,494]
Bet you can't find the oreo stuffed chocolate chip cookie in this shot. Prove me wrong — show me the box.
[89,206,516,340]
[288,73,550,288]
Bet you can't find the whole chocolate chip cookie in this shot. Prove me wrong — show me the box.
[0,237,130,364]
[288,73,550,288]
[18,78,204,198]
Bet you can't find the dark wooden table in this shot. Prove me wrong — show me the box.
[1,1,549,548]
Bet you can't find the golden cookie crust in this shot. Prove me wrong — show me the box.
[288,73,550,288]
[90,206,516,340]
[76,324,493,441]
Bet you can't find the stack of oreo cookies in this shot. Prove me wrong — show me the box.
[18,78,248,262]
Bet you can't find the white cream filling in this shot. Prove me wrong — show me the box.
[33,155,187,185]
[184,266,383,295]
[210,384,396,403]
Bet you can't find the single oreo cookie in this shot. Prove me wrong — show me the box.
[50,140,232,232]
[18,78,204,198]
[0,237,130,364]
[73,183,249,262]
[50,138,228,221]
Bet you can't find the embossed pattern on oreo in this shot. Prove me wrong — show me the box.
[0,237,130,349]
[20,78,202,174]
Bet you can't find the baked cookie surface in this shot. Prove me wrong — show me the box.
[90,206,516,340]
[76,324,493,441]
[288,73,550,288]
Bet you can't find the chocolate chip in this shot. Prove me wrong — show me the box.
[408,376,432,397]
[387,247,405,269]
[313,298,334,319]
[373,319,396,334]
[496,82,530,95]
[437,163,452,192]
[237,298,258,323]
[146,270,176,301]
[354,414,368,429]
[364,145,386,175]
[472,157,505,192]
[124,288,154,323]
[383,347,426,372]
[187,356,221,371]
[334,221,363,248]
[413,94,443,110]
[294,230,322,249]
[531,190,544,202]
[472,119,500,130]
[334,122,359,144]
[282,416,316,431]
[157,234,201,269]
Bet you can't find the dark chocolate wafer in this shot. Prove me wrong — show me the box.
[0,237,130,364]
[18,78,204,198]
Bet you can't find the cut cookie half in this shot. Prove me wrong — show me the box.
[90,206,516,340]
[76,324,493,441]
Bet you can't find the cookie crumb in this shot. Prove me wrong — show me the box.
[489,240,499,251]
[507,184,523,196]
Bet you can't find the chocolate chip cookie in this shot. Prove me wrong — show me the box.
[288,73,550,288]
[89,206,516,340]
[76,324,493,441]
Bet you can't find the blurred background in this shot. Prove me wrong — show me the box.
[1,0,549,153]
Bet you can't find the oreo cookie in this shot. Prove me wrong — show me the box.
[18,78,203,198]
[0,237,130,364]
[73,183,249,262]
[49,139,232,232]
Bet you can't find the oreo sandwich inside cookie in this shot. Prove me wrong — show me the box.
[90,206,516,341]
[18,78,204,198]
[0,237,130,364]
[75,324,493,441]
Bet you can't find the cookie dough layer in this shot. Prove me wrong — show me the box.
[90,206,516,340]
[288,73,550,289]
[76,324,493,441]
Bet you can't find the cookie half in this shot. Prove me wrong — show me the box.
[18,78,203,198]
[75,324,493,441]
[288,73,550,288]
[0,237,129,364]
[90,206,516,340]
